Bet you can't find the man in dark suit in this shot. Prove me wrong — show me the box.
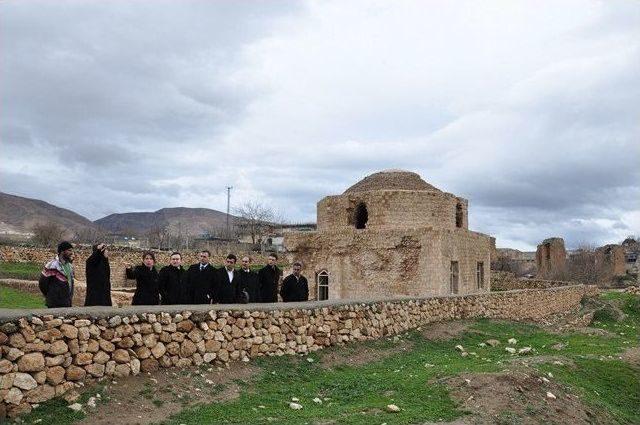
[258,253,281,303]
[238,256,260,303]
[184,250,216,304]
[216,254,240,304]
[280,262,309,302]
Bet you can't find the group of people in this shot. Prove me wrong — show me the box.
[38,241,310,308]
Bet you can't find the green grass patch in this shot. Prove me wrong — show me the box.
[0,285,45,309]
[12,384,106,424]
[0,261,41,280]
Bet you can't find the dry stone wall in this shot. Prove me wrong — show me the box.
[490,271,575,291]
[0,284,596,418]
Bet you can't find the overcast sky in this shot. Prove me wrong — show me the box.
[1,0,639,250]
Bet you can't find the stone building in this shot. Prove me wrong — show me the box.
[536,237,567,279]
[284,170,493,300]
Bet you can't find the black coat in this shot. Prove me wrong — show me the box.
[158,265,187,305]
[237,268,260,303]
[215,267,241,304]
[127,265,160,305]
[258,265,281,303]
[84,249,112,306]
[185,263,216,304]
[280,274,309,302]
[39,274,72,308]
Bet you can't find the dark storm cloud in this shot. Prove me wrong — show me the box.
[1,0,638,251]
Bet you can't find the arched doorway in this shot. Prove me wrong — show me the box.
[354,202,368,229]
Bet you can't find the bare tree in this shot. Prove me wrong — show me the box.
[145,224,172,250]
[563,244,607,284]
[234,201,276,245]
[31,221,68,247]
[73,227,107,245]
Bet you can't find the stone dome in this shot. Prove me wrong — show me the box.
[343,170,441,194]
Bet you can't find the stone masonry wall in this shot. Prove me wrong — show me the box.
[317,190,468,232]
[535,237,567,279]
[0,284,596,418]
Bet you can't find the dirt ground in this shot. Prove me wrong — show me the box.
[74,362,259,425]
[445,370,612,425]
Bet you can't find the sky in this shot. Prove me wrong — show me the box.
[1,0,639,251]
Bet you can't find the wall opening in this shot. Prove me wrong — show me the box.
[476,261,484,289]
[450,261,459,294]
[354,202,368,229]
[455,203,464,228]
[317,270,329,301]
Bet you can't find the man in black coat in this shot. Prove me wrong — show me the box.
[184,250,216,304]
[258,253,281,303]
[84,243,112,306]
[237,256,260,303]
[159,252,187,305]
[39,241,75,308]
[215,254,240,304]
[280,262,309,302]
[126,252,160,305]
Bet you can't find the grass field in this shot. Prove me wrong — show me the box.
[0,285,45,309]
[0,261,41,280]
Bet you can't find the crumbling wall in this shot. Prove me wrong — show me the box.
[535,237,566,279]
[490,271,575,291]
[0,284,597,418]
[595,244,626,280]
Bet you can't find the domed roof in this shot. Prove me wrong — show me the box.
[343,170,441,194]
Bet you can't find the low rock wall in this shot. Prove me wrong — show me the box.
[491,271,575,291]
[0,284,597,418]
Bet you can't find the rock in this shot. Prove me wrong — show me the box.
[142,333,158,348]
[6,402,31,417]
[66,365,87,381]
[478,343,486,347]
[60,324,78,339]
[386,404,400,412]
[176,320,194,332]
[180,340,197,358]
[47,340,69,355]
[203,353,216,363]
[46,366,66,385]
[75,352,93,365]
[9,333,26,349]
[486,339,500,347]
[74,319,91,327]
[108,316,122,327]
[105,361,116,376]
[460,352,469,357]
[0,359,13,374]
[546,391,556,400]
[46,355,65,367]
[508,338,517,345]
[135,346,151,359]
[4,387,23,405]
[87,396,97,408]
[13,373,38,390]
[25,384,55,403]
[140,358,159,373]
[114,364,130,378]
[17,352,45,372]
[551,343,566,351]
[313,397,322,404]
[112,349,130,363]
[93,351,110,364]
[518,347,532,355]
[151,342,166,359]
[0,323,18,334]
[289,402,303,410]
[505,347,516,354]
[85,363,106,378]
[68,403,83,412]
[131,358,141,375]
[454,345,465,352]
[6,348,24,361]
[33,370,47,384]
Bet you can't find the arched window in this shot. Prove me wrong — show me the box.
[317,271,329,300]
[455,203,464,228]
[354,202,368,229]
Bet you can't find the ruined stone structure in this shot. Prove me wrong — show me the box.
[284,170,493,300]
[0,284,597,418]
[595,244,626,280]
[535,237,567,279]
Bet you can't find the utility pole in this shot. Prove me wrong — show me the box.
[226,186,233,239]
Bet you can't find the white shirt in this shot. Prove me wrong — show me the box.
[227,269,234,282]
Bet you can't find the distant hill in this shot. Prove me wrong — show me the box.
[0,192,100,238]
[95,207,238,236]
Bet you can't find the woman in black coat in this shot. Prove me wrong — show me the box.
[126,251,160,305]
[84,243,112,306]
